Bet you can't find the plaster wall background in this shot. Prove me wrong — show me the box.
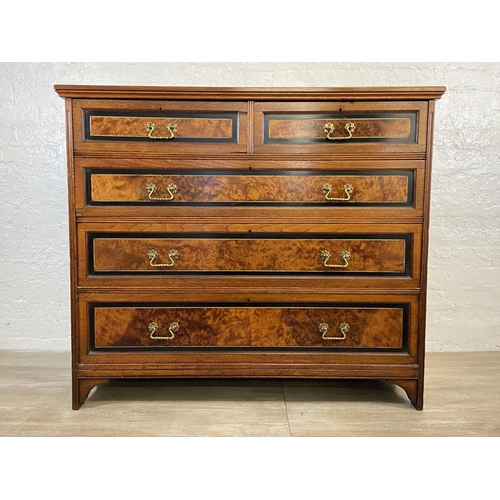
[0,62,499,351]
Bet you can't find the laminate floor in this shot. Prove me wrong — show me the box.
[1,350,499,437]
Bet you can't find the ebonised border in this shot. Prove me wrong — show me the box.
[84,168,415,208]
[88,301,410,354]
[263,112,418,144]
[87,232,413,277]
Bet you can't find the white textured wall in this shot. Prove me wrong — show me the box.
[0,62,499,351]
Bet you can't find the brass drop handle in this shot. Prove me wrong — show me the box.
[146,182,178,201]
[147,249,179,267]
[321,250,351,268]
[322,183,353,201]
[319,322,350,340]
[149,321,179,340]
[324,122,356,140]
[146,121,178,140]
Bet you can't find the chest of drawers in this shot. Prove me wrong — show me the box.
[55,85,445,410]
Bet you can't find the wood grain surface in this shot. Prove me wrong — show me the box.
[89,172,410,204]
[268,117,413,141]
[92,236,408,273]
[93,305,404,349]
[89,116,234,140]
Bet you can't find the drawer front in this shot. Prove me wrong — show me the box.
[90,234,410,275]
[254,101,428,154]
[92,304,406,350]
[73,99,247,154]
[87,170,413,206]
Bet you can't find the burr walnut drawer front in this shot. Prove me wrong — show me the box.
[72,99,247,154]
[91,304,407,350]
[254,101,428,154]
[89,234,411,275]
[86,170,414,206]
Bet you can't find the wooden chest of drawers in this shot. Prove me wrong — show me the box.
[55,85,445,410]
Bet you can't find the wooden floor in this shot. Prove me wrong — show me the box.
[1,350,499,436]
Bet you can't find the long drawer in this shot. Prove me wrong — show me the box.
[86,170,414,206]
[91,303,407,350]
[89,234,411,275]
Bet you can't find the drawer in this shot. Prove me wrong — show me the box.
[91,303,407,350]
[72,99,248,154]
[90,234,411,275]
[86,169,414,206]
[254,101,428,154]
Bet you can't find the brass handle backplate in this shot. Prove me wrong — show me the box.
[318,322,350,340]
[146,182,178,201]
[147,249,179,267]
[321,250,351,268]
[324,122,356,141]
[149,321,179,340]
[322,183,353,201]
[146,121,178,140]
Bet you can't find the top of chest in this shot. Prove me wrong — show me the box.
[55,85,445,157]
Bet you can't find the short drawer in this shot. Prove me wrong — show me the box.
[254,101,428,154]
[91,303,407,350]
[90,234,410,276]
[72,99,248,154]
[86,169,414,206]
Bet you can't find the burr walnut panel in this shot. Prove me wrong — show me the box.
[88,170,412,206]
[88,115,235,140]
[91,235,409,275]
[92,304,406,350]
[267,116,414,141]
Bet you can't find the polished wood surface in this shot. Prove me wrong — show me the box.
[93,305,404,348]
[267,116,413,140]
[55,85,445,410]
[1,350,497,436]
[75,157,426,220]
[92,236,408,273]
[254,100,429,155]
[73,99,247,154]
[89,115,235,140]
[89,172,411,204]
[54,85,447,100]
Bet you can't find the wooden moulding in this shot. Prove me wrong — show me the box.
[54,85,446,101]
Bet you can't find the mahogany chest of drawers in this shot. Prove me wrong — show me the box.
[55,85,445,410]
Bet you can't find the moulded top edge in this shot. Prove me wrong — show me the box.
[53,85,446,101]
